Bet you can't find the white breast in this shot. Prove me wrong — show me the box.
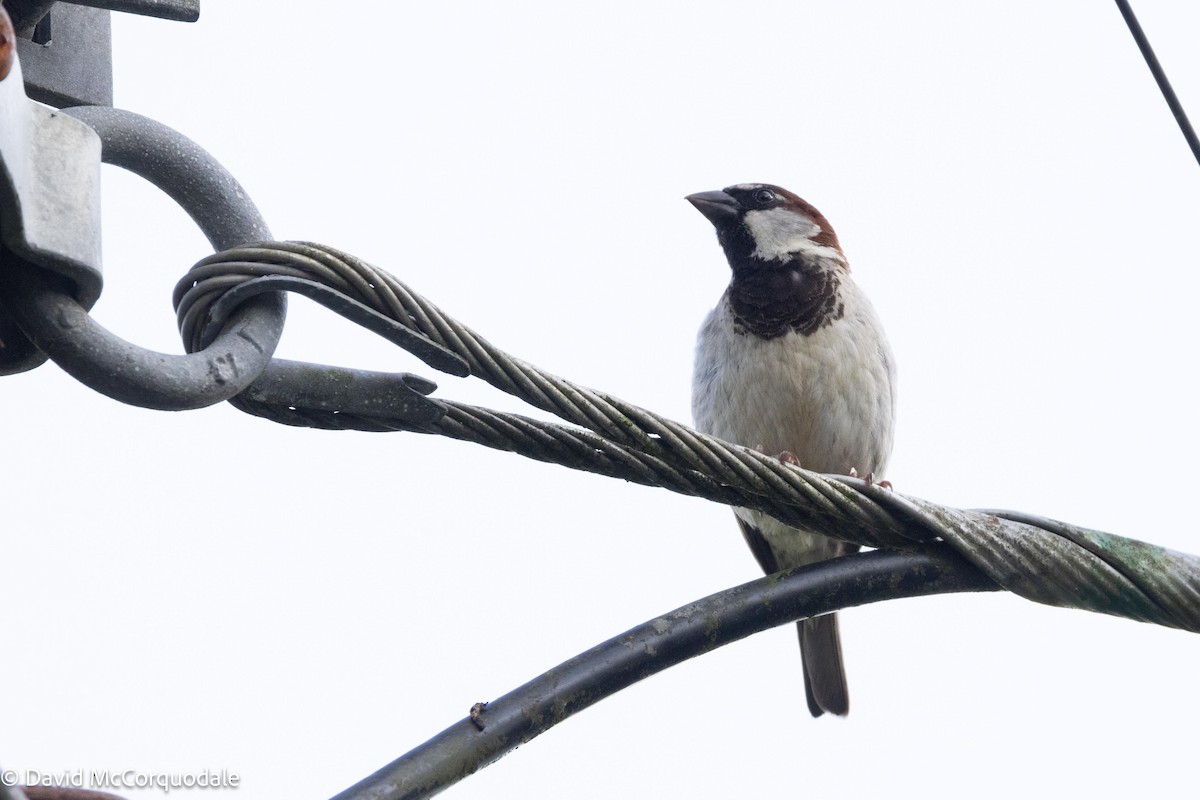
[691,276,895,565]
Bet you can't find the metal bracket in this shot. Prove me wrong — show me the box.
[1,104,286,405]
[9,0,200,109]
[0,1,202,373]
[0,23,103,375]
[13,3,113,108]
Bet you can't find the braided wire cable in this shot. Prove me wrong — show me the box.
[175,241,1200,633]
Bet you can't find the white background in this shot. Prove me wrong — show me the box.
[5,2,1200,798]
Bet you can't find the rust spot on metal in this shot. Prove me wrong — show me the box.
[0,4,14,82]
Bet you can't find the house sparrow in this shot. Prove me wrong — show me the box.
[688,183,895,717]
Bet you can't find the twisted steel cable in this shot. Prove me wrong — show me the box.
[174,241,1200,633]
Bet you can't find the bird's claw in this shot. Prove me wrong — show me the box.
[849,468,893,490]
[753,444,799,466]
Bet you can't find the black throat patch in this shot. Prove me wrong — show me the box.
[727,258,845,339]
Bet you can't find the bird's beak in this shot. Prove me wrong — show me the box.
[686,190,740,226]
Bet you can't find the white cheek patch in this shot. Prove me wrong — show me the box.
[744,207,843,262]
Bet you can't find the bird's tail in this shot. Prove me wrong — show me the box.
[798,612,849,717]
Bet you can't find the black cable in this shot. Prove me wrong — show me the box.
[1114,0,1200,167]
[331,546,999,800]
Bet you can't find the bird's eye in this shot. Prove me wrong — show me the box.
[752,188,776,206]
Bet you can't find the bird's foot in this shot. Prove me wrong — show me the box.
[753,444,800,466]
[849,467,892,490]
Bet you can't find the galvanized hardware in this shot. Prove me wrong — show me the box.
[5,2,59,36]
[12,3,113,107]
[10,0,199,109]
[0,36,102,374]
[6,0,198,34]
[0,104,286,404]
[240,359,446,430]
[198,273,464,426]
[62,0,199,23]
[63,105,268,251]
[1,86,451,427]
[172,244,473,429]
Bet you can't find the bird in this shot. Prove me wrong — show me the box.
[688,183,895,717]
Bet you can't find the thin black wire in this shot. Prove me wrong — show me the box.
[1114,0,1200,167]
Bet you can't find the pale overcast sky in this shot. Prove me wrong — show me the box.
[6,2,1200,799]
